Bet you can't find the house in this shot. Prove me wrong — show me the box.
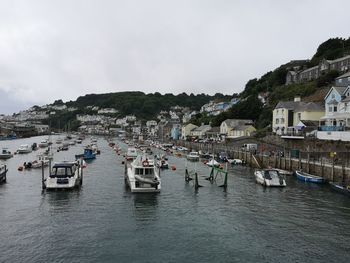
[335,71,350,87]
[220,119,253,138]
[171,124,181,140]
[181,123,198,140]
[205,126,221,140]
[317,86,350,141]
[230,125,256,138]
[190,125,211,139]
[286,55,350,85]
[157,120,173,140]
[98,108,118,114]
[272,97,324,135]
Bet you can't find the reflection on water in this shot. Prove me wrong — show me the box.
[132,193,159,222]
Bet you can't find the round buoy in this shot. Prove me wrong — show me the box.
[18,166,23,171]
[122,161,125,165]
[171,165,176,171]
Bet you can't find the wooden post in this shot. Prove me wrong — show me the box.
[4,164,7,183]
[41,161,46,190]
[307,146,310,174]
[289,150,292,171]
[331,155,335,182]
[321,157,324,178]
[194,172,202,189]
[299,152,301,170]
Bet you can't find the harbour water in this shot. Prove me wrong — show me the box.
[1,136,350,262]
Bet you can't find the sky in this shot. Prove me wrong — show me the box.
[0,0,349,114]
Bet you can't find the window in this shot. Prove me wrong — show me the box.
[276,119,279,124]
[339,79,343,83]
[281,118,285,124]
[298,113,301,120]
[282,109,284,114]
[277,109,279,114]
[329,106,332,112]
[334,106,337,112]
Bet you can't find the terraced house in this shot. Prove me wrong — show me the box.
[286,55,350,85]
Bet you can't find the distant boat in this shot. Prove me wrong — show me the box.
[38,139,49,148]
[0,164,8,183]
[75,148,96,160]
[295,170,325,183]
[31,155,50,169]
[187,152,200,162]
[227,158,244,165]
[0,148,13,159]
[329,182,350,196]
[126,147,138,161]
[157,159,169,169]
[255,169,286,187]
[56,138,63,144]
[17,144,32,154]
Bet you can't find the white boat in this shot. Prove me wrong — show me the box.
[126,147,138,161]
[76,139,82,144]
[91,137,97,143]
[56,138,63,144]
[125,155,161,193]
[38,139,49,148]
[207,159,220,167]
[254,169,286,187]
[31,155,50,168]
[228,159,244,165]
[44,161,82,190]
[69,140,76,146]
[187,151,200,161]
[0,148,13,159]
[17,144,32,154]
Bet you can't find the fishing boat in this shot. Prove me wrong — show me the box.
[44,161,83,190]
[75,148,96,160]
[295,170,325,183]
[125,155,161,193]
[0,164,7,183]
[38,139,49,148]
[329,182,350,196]
[255,169,286,187]
[126,147,138,161]
[186,151,200,162]
[17,144,32,154]
[0,148,13,159]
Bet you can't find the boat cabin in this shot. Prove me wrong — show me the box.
[50,162,78,178]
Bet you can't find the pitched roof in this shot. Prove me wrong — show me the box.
[192,125,211,132]
[234,125,256,131]
[206,126,220,134]
[336,71,350,79]
[300,120,319,127]
[330,55,350,63]
[222,119,253,128]
[275,101,323,111]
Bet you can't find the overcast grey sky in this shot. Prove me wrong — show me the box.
[0,0,349,114]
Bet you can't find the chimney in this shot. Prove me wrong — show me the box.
[294,96,301,102]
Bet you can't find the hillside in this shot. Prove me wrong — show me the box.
[198,37,350,130]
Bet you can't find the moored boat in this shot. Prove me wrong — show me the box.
[295,170,325,183]
[255,169,286,187]
[0,148,13,159]
[75,148,96,160]
[44,161,83,190]
[206,159,220,167]
[126,147,138,161]
[17,144,32,154]
[38,139,49,148]
[187,151,200,162]
[329,182,350,196]
[125,155,161,193]
[31,155,50,168]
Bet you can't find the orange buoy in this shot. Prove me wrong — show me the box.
[171,165,176,171]
[18,166,23,171]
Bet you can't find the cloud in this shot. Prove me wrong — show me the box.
[0,0,349,112]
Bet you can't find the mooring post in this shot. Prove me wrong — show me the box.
[331,155,335,182]
[299,152,302,170]
[4,164,7,183]
[81,159,83,185]
[194,172,202,189]
[41,161,46,190]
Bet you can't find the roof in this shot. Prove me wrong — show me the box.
[336,71,350,79]
[275,101,323,112]
[234,125,256,131]
[330,55,350,63]
[324,86,347,100]
[192,125,211,132]
[299,120,319,127]
[206,126,220,133]
[327,99,338,105]
[53,162,76,168]
[222,119,253,128]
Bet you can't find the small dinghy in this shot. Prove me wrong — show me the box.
[255,169,286,187]
[295,170,325,183]
[329,182,350,196]
[206,159,220,167]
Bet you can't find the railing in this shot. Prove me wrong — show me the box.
[318,126,345,131]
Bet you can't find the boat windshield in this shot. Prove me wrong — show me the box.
[135,168,154,176]
[264,170,279,180]
[50,167,75,178]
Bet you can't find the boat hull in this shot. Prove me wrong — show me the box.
[329,182,350,196]
[295,170,325,184]
[126,168,160,193]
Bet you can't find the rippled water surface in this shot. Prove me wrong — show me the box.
[1,136,350,263]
